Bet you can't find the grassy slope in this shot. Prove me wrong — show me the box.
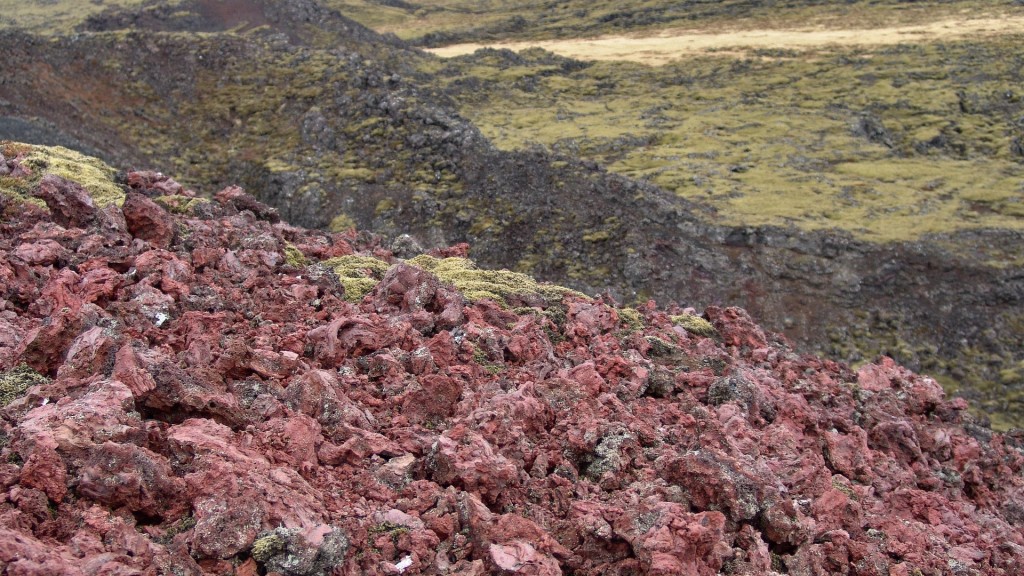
[326,0,1011,42]
[313,0,1024,247]
[0,0,184,34]
[3,2,1018,246]
[430,39,1024,245]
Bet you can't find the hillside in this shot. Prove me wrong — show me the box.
[2,141,1024,575]
[0,0,1021,431]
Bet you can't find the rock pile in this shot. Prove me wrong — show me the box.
[1,142,1023,575]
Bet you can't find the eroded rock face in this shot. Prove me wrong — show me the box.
[1,154,1023,575]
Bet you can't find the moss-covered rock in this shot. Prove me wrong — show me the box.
[0,141,124,208]
[154,195,211,216]
[328,213,357,233]
[250,532,286,563]
[672,313,718,338]
[618,307,646,333]
[0,364,48,408]
[407,254,585,305]
[322,255,392,302]
[283,243,309,268]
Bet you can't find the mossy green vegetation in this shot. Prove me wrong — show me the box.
[826,310,1024,431]
[407,255,584,305]
[430,34,1024,244]
[671,314,718,338]
[49,30,453,210]
[154,195,211,215]
[328,213,358,233]
[0,364,48,408]
[618,307,645,333]
[318,253,586,306]
[250,531,286,563]
[283,243,309,268]
[327,0,1009,45]
[0,0,178,35]
[322,255,392,302]
[471,345,504,375]
[0,141,125,208]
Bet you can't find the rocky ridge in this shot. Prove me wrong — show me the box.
[2,143,1024,575]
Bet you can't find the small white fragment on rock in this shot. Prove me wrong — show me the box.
[395,555,413,573]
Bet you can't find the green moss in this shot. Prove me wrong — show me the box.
[154,195,211,215]
[433,33,1024,244]
[250,532,285,563]
[0,141,125,208]
[375,197,397,215]
[323,255,392,302]
[156,514,197,545]
[407,255,584,305]
[472,345,504,374]
[0,364,48,408]
[0,0,171,35]
[671,314,718,338]
[331,0,1001,45]
[324,255,391,276]
[582,230,612,242]
[334,166,377,182]
[645,336,679,357]
[283,243,309,267]
[328,213,357,233]
[618,307,645,333]
[831,477,859,500]
[368,521,410,552]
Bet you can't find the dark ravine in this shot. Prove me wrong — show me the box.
[0,0,1020,426]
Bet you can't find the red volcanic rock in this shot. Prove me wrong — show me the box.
[214,185,281,222]
[77,441,188,518]
[1,149,1023,575]
[33,174,98,228]
[122,191,175,247]
[125,170,188,197]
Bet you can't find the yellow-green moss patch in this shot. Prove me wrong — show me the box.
[154,195,211,215]
[0,364,48,408]
[618,307,646,333]
[0,141,125,208]
[431,34,1024,244]
[250,532,286,563]
[328,213,357,233]
[671,314,718,338]
[407,255,585,305]
[283,243,309,267]
[322,255,391,302]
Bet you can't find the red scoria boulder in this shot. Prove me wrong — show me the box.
[122,192,176,247]
[1,151,1023,576]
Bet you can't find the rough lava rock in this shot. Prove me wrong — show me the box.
[1,143,1023,575]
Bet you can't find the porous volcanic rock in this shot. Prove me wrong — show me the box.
[1,143,1023,575]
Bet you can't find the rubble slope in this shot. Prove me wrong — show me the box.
[2,144,1024,575]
